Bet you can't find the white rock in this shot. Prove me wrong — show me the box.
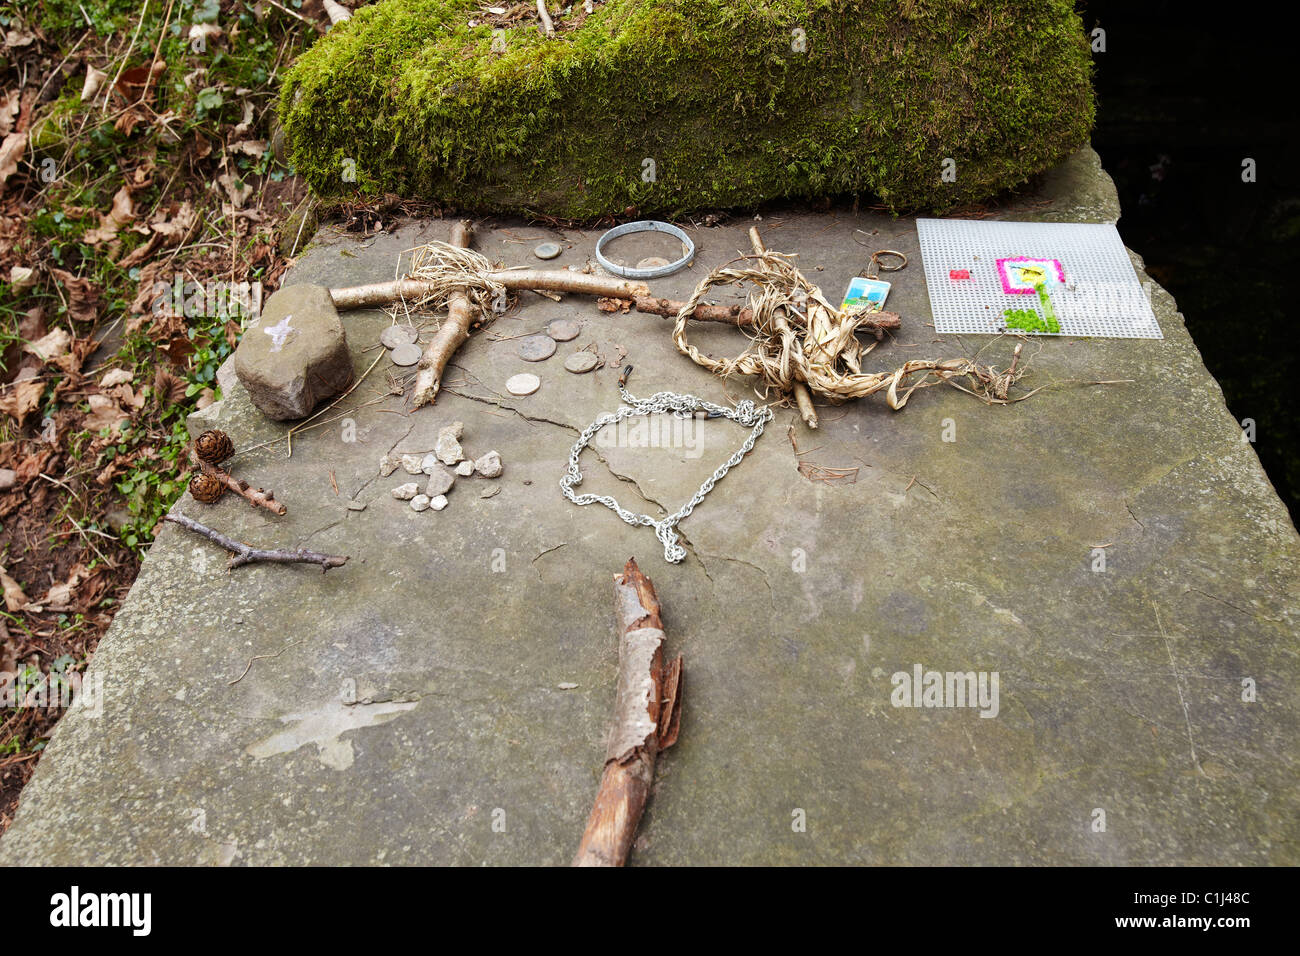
[429,494,449,511]
[410,494,431,512]
[420,452,441,474]
[436,421,465,465]
[455,460,475,477]
[424,465,455,498]
[379,455,398,477]
[474,450,503,478]
[400,454,424,475]
[391,482,419,500]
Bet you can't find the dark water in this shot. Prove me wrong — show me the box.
[1085,1,1299,523]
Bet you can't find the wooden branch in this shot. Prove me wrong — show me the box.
[189,450,287,516]
[321,0,351,26]
[412,221,477,409]
[536,0,555,37]
[750,226,818,429]
[573,558,683,867]
[163,514,349,573]
[329,271,648,311]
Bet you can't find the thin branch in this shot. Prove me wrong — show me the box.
[162,514,349,573]
[189,451,287,515]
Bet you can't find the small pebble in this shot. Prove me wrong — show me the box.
[379,455,398,477]
[400,454,424,475]
[455,460,475,477]
[346,499,367,512]
[425,465,455,497]
[518,334,556,362]
[391,483,419,500]
[379,324,419,349]
[475,450,503,478]
[533,241,562,260]
[564,352,598,374]
[390,343,422,366]
[546,318,581,342]
[420,453,441,475]
[430,494,449,511]
[557,682,579,690]
[637,256,671,270]
[480,486,500,499]
[436,422,465,465]
[506,372,540,396]
[410,494,431,512]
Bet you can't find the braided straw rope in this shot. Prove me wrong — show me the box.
[671,250,1025,409]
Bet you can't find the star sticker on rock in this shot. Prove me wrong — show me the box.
[263,314,295,352]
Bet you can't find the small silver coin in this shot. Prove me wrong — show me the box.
[390,343,422,366]
[546,318,581,342]
[564,352,599,374]
[518,334,557,362]
[534,242,562,260]
[379,324,419,349]
[506,373,541,396]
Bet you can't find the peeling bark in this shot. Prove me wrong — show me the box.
[573,558,682,867]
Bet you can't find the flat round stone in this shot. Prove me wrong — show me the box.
[379,324,419,349]
[506,373,540,396]
[390,343,422,366]
[518,334,556,362]
[636,256,671,270]
[546,318,581,342]
[533,242,562,260]
[564,352,599,374]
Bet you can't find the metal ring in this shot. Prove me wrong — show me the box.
[871,249,908,272]
[594,220,695,280]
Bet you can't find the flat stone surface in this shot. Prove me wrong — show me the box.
[5,149,1298,866]
[517,334,557,362]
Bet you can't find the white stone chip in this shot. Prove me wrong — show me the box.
[474,450,503,478]
[410,494,431,512]
[391,483,419,500]
[400,454,424,475]
[455,460,475,477]
[430,494,449,511]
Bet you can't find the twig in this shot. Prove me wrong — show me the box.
[228,639,304,686]
[162,514,349,573]
[101,0,149,113]
[189,451,287,516]
[537,0,555,37]
[412,221,477,408]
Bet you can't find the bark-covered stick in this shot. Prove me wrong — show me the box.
[573,558,683,867]
[328,271,650,311]
[411,220,476,408]
[189,450,287,516]
[162,513,349,573]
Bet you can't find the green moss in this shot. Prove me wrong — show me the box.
[279,0,1094,218]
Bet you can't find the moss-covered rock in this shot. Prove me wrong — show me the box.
[279,0,1094,217]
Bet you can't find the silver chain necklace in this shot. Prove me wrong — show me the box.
[560,366,773,563]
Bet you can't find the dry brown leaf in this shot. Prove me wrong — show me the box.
[152,366,187,405]
[48,268,102,324]
[100,368,135,388]
[0,565,28,612]
[81,65,108,102]
[22,327,72,363]
[29,565,87,613]
[81,185,135,245]
[0,91,19,138]
[229,139,266,158]
[0,131,26,193]
[83,393,129,434]
[0,379,44,425]
[109,382,146,410]
[151,200,198,242]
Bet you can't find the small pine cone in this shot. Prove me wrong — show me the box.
[195,429,235,464]
[189,473,226,504]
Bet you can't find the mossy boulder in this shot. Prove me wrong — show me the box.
[279,0,1095,217]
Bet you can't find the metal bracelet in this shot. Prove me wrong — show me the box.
[594,220,695,280]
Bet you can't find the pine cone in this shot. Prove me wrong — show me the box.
[189,473,226,504]
[195,429,235,464]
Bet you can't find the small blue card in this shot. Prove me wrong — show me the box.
[841,277,891,314]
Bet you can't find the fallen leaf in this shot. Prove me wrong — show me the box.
[217,172,253,209]
[83,393,129,434]
[229,139,266,158]
[30,565,86,613]
[100,368,135,388]
[0,91,18,137]
[0,379,44,425]
[81,65,108,102]
[0,131,26,193]
[48,268,102,324]
[81,185,135,245]
[152,366,187,405]
[0,565,28,612]
[22,327,72,363]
